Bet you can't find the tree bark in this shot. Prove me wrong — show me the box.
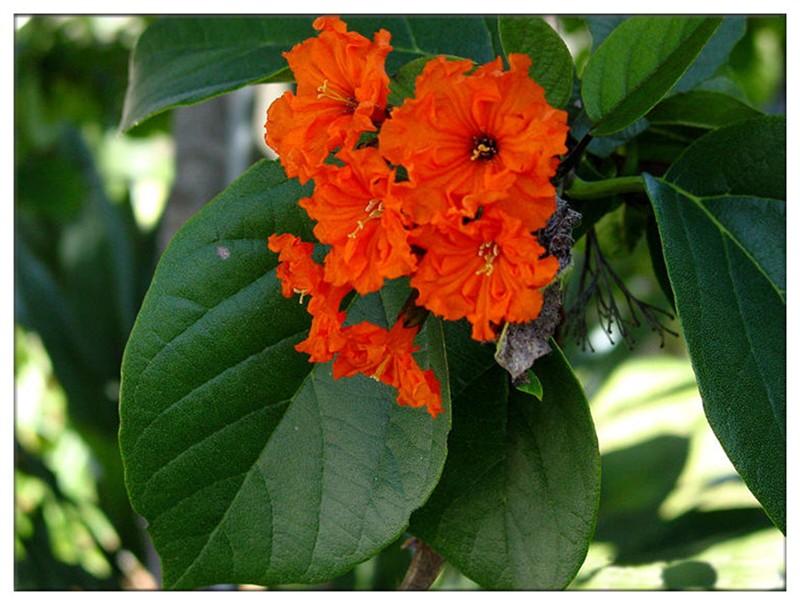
[158,97,229,251]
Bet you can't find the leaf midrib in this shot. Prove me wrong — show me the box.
[718,237,784,438]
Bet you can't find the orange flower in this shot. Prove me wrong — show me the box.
[293,272,352,362]
[294,306,348,363]
[268,233,351,362]
[333,320,442,417]
[332,322,395,380]
[378,54,568,228]
[300,148,416,294]
[394,354,442,418]
[410,208,559,341]
[267,233,323,301]
[265,17,392,183]
[264,23,576,416]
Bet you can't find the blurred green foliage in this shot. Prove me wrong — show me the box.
[15,16,172,589]
[14,15,784,590]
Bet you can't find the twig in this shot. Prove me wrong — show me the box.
[555,132,593,182]
[564,228,678,351]
[399,538,444,590]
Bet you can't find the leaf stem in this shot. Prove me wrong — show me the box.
[399,539,444,590]
[565,176,645,200]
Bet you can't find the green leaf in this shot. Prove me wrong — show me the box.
[643,117,786,532]
[65,129,140,339]
[622,202,648,252]
[515,370,543,400]
[360,16,494,69]
[586,16,626,51]
[483,16,506,61]
[119,160,452,588]
[595,435,691,552]
[662,115,786,202]
[410,324,600,589]
[577,519,782,589]
[120,17,316,131]
[648,90,761,129]
[121,16,494,132]
[581,17,723,136]
[388,57,427,105]
[498,16,575,108]
[387,58,424,105]
[645,212,676,310]
[673,17,747,93]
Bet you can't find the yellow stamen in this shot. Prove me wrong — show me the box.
[316,79,357,107]
[475,241,500,276]
[347,199,384,239]
[470,143,493,161]
[293,288,308,304]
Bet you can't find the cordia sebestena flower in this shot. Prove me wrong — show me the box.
[264,17,569,417]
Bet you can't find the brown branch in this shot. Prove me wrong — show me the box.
[399,538,444,590]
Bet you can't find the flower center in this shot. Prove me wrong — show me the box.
[347,199,384,239]
[316,79,357,108]
[475,241,500,276]
[470,134,499,161]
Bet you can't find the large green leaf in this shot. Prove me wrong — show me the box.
[581,17,722,136]
[410,323,600,589]
[497,16,575,108]
[120,16,493,131]
[119,160,452,588]
[647,90,761,130]
[643,117,786,533]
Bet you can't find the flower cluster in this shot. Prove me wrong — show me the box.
[265,16,568,417]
